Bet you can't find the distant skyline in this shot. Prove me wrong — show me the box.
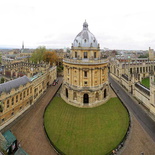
[0,0,155,50]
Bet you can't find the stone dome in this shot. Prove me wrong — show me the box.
[73,21,98,48]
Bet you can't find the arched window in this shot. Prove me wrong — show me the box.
[104,89,107,99]
[83,93,89,104]
[66,88,68,98]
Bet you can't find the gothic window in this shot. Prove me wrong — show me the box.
[20,93,22,100]
[16,95,18,102]
[7,100,10,108]
[84,71,87,77]
[12,98,14,105]
[23,91,25,98]
[27,89,29,96]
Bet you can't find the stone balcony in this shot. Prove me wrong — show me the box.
[63,58,108,65]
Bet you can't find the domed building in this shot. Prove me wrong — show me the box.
[61,21,109,107]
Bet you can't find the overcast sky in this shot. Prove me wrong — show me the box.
[0,0,155,50]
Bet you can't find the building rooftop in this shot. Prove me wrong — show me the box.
[72,21,99,48]
[0,76,30,94]
[2,130,16,150]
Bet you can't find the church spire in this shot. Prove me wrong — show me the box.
[22,41,24,50]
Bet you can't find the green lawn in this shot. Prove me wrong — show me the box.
[141,77,150,88]
[44,97,129,155]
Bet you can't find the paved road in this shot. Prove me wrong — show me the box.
[9,77,63,155]
[109,75,155,142]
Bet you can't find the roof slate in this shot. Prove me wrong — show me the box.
[0,76,30,94]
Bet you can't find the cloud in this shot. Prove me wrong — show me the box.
[0,0,155,50]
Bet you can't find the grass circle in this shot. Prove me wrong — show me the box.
[44,97,129,155]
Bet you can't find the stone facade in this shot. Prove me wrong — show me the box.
[110,56,155,115]
[0,63,57,126]
[61,21,109,107]
[2,62,50,78]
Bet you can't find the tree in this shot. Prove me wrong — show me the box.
[138,53,149,58]
[1,77,4,84]
[30,46,46,63]
[43,51,58,65]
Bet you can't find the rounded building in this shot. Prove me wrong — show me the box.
[61,21,109,107]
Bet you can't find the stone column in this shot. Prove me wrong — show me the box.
[81,69,83,87]
[90,69,92,86]
[92,69,94,87]
[79,68,80,87]
[100,68,102,85]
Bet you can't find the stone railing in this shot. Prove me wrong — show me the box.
[63,58,108,65]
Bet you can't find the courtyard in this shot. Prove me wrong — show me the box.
[44,96,129,155]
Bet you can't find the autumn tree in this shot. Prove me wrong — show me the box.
[43,51,58,65]
[30,46,46,63]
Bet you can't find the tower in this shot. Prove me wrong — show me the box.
[61,21,109,107]
[149,47,154,61]
[21,41,24,53]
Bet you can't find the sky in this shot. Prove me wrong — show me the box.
[0,0,155,50]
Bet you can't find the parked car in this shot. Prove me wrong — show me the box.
[56,79,59,83]
[52,81,56,86]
